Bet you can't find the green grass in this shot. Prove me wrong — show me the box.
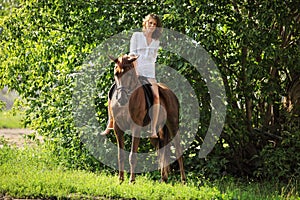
[216,177,299,200]
[0,110,24,128]
[0,144,220,199]
[0,141,299,200]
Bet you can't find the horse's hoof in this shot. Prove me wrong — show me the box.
[119,176,124,184]
[129,180,136,184]
[159,178,168,183]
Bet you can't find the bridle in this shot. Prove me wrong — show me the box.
[115,63,139,104]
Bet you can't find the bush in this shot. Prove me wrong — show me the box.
[256,115,300,181]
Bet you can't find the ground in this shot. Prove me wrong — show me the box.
[0,128,38,148]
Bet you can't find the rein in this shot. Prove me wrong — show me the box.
[115,68,140,100]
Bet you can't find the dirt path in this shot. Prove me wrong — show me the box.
[0,128,38,147]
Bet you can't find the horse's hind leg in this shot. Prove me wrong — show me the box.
[158,126,170,183]
[173,131,186,183]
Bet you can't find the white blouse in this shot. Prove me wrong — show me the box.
[130,32,160,78]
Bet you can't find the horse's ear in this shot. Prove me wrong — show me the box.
[128,54,139,62]
[108,55,118,63]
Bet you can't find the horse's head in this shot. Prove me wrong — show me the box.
[110,54,139,106]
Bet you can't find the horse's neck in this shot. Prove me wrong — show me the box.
[128,75,141,93]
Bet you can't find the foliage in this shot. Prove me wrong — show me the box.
[0,101,5,111]
[256,112,300,181]
[0,0,300,182]
[0,145,298,200]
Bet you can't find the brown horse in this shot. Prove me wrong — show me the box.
[109,54,186,183]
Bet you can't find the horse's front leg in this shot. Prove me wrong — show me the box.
[115,125,125,183]
[129,128,140,183]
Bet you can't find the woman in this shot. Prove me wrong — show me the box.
[101,13,163,138]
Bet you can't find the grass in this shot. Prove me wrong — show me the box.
[0,110,24,128]
[0,144,201,199]
[216,178,299,200]
[0,144,220,199]
[0,141,299,200]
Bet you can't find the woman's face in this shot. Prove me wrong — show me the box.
[145,18,157,33]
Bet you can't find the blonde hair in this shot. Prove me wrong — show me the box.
[142,13,163,40]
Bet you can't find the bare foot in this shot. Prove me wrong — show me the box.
[100,128,113,136]
[150,132,158,139]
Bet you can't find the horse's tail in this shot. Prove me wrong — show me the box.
[158,125,171,182]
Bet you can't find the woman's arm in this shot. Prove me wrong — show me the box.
[130,32,138,55]
[153,40,160,61]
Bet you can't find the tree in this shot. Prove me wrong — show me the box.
[1,0,299,180]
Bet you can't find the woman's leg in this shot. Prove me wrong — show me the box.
[149,79,159,138]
